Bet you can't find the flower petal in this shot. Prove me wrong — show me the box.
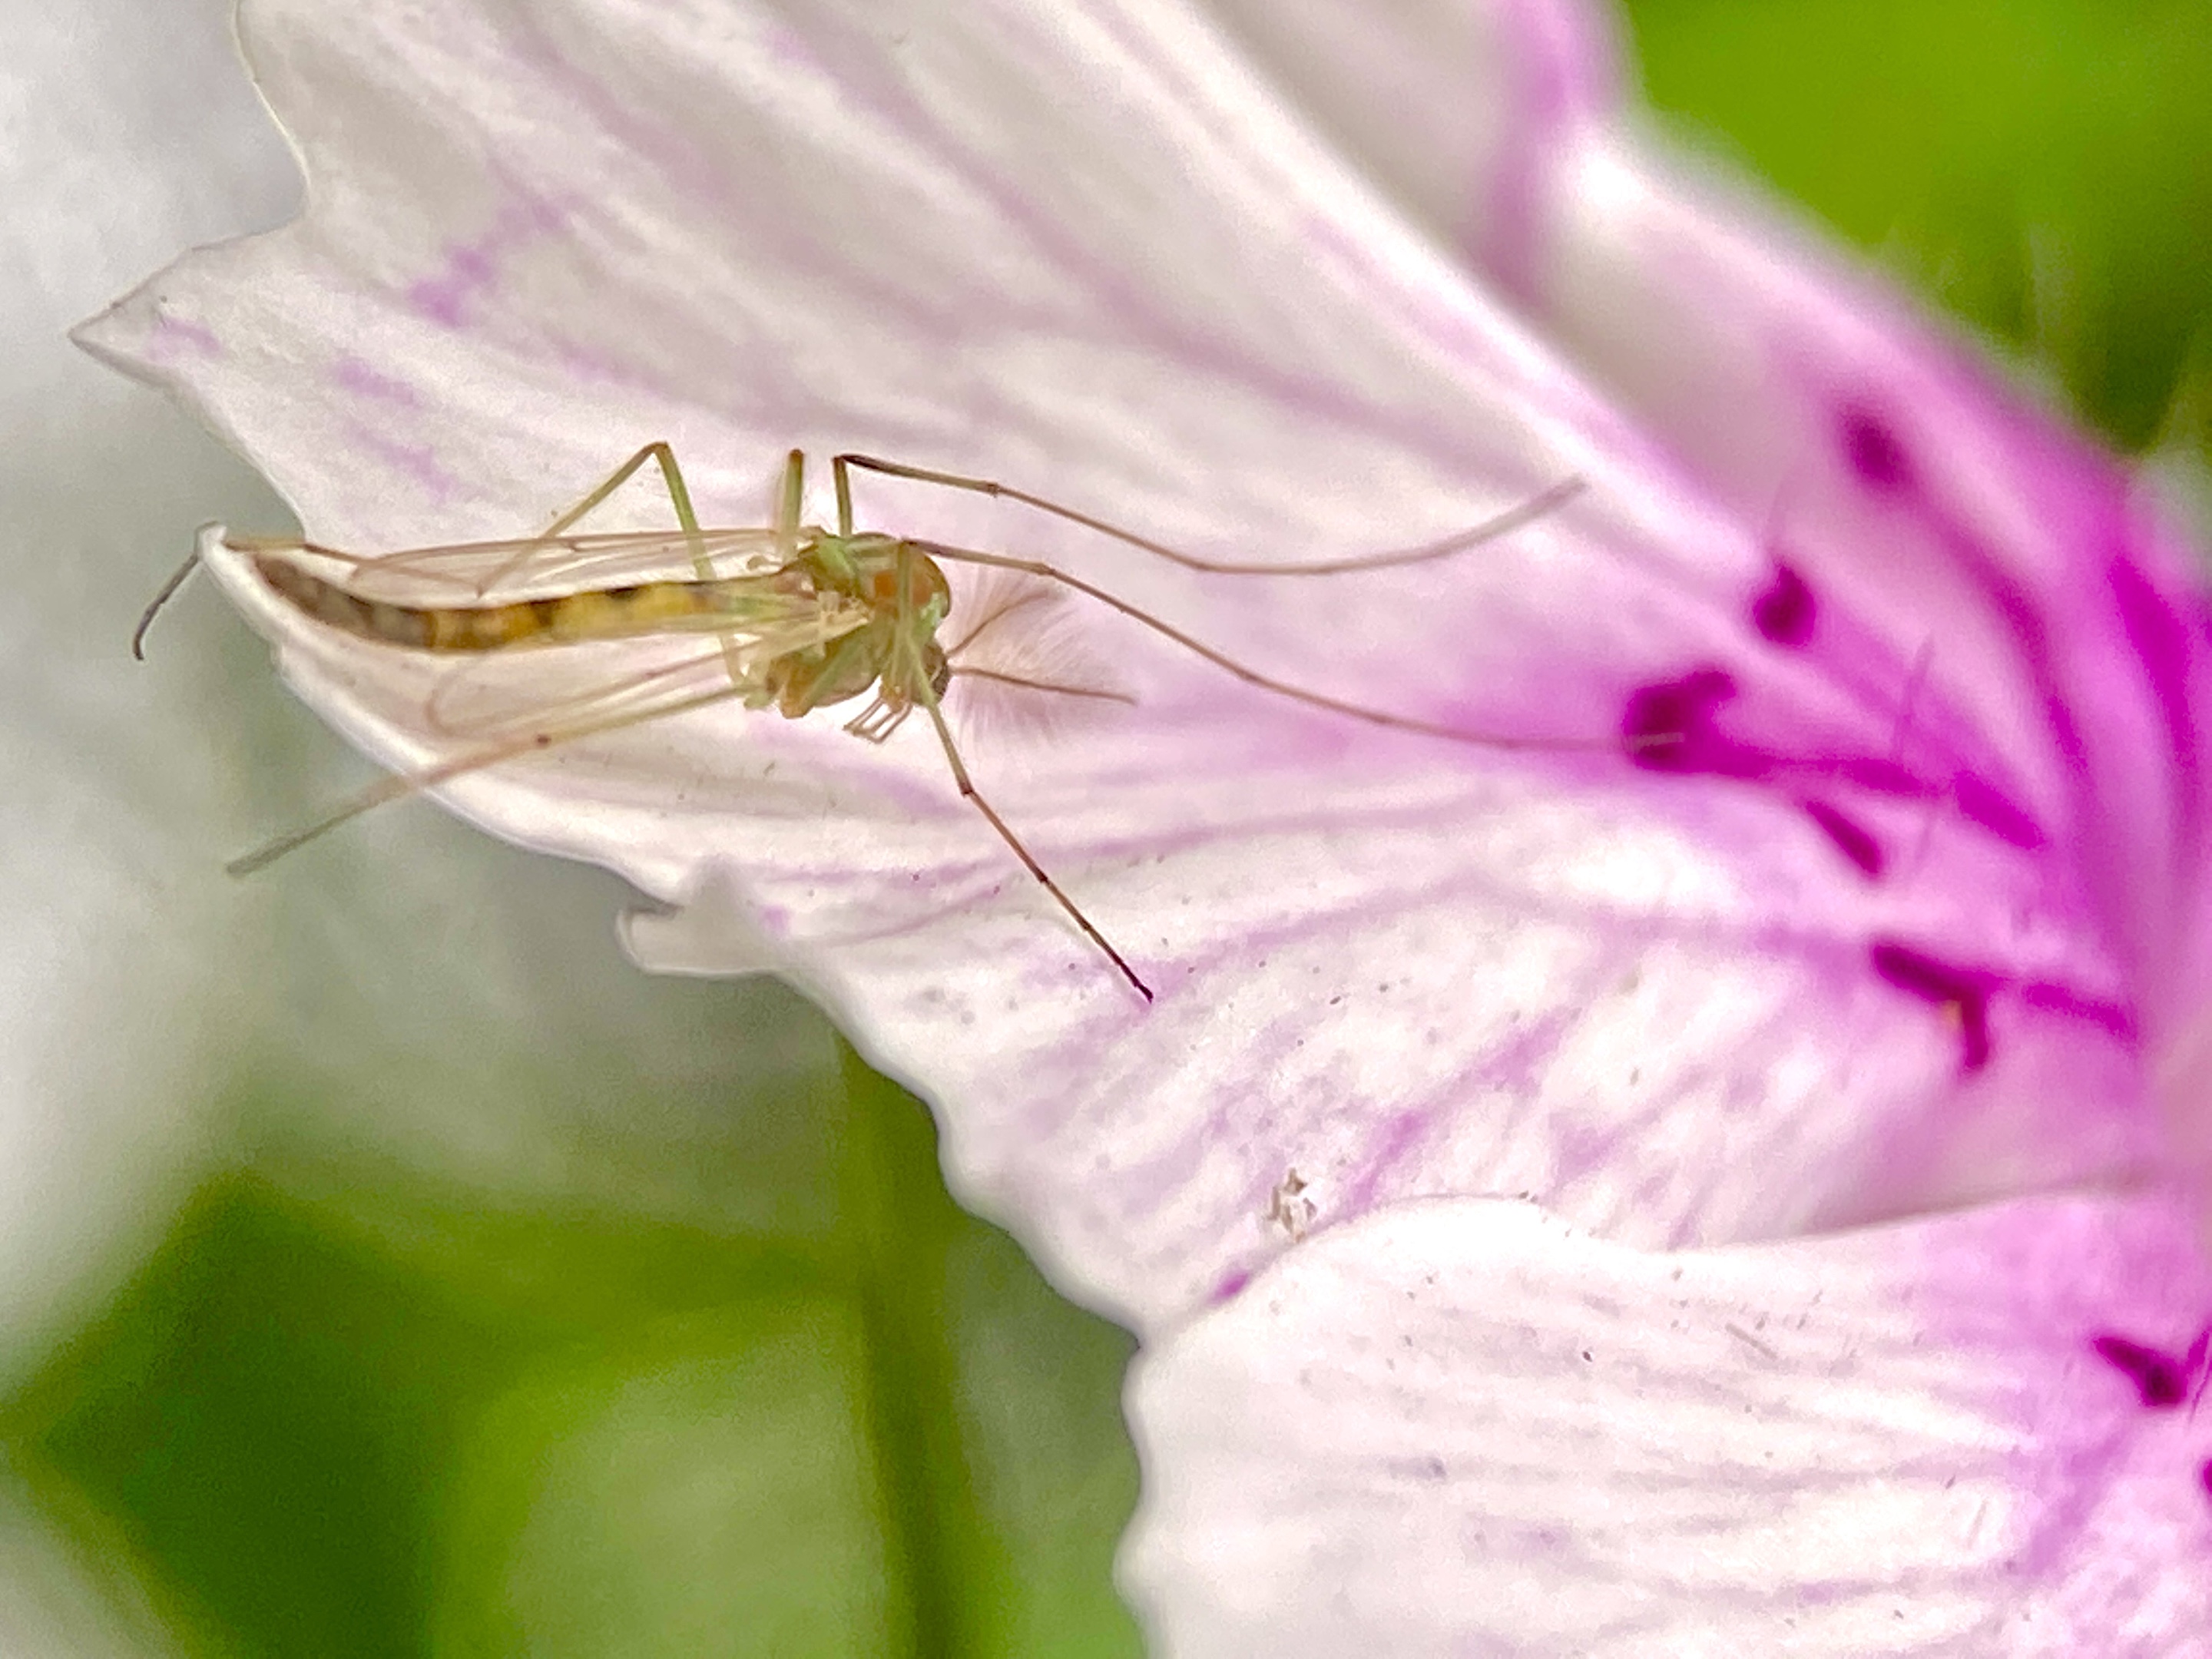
[1531,137,2212,1226]
[1198,0,1621,297]
[84,0,2200,1331]
[1224,0,2212,1222]
[1242,0,2212,1240]
[1121,1191,2212,1654]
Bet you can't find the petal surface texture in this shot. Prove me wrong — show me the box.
[1123,1194,2212,1656]
[78,0,2212,1335]
[79,0,2212,1649]
[1217,0,2212,1230]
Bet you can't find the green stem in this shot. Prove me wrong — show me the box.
[836,1041,988,1659]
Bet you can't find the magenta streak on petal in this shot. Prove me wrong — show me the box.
[1619,665,1932,807]
[1210,1268,1252,1303]
[2200,1460,2212,1506]
[1333,1106,1438,1217]
[1821,395,2212,1058]
[1623,667,1755,777]
[331,355,422,406]
[1869,941,1997,1071]
[403,180,571,330]
[1619,567,2118,1071]
[1800,799,1883,876]
[2090,1332,2194,1408]
[1951,772,2047,851]
[1833,753,1921,794]
[2110,553,2206,855]
[1825,396,2094,793]
[147,312,224,362]
[339,419,459,502]
[1837,403,1916,495]
[409,243,497,329]
[1751,561,1817,647]
[1618,664,2036,885]
[2015,981,2135,1041]
[1651,394,2197,1078]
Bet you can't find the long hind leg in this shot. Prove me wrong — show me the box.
[524,441,714,575]
[912,686,1151,1003]
[832,452,1583,576]
[528,440,800,687]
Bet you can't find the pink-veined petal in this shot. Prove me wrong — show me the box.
[1194,0,2212,1233]
[79,0,2210,1346]
[1197,0,1621,300]
[1528,135,2212,1235]
[1123,1192,2212,1655]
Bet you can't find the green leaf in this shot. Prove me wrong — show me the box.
[1625,0,2212,456]
[2,1056,1141,1657]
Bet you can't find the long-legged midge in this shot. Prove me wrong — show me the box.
[209,442,1624,1002]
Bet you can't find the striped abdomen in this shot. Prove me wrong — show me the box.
[253,555,779,652]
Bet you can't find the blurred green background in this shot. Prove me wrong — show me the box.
[7,2,2210,1655]
[1632,0,2212,462]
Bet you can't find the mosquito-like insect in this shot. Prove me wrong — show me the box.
[153,443,1614,1002]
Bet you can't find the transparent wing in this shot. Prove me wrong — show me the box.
[228,525,805,604]
[229,591,881,879]
[419,604,876,740]
[227,641,786,879]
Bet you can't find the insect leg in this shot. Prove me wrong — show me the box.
[949,667,1135,707]
[882,536,1149,999]
[536,442,706,551]
[526,439,757,688]
[833,451,856,538]
[915,689,1152,1003]
[777,449,805,562]
[843,697,909,742]
[383,442,712,608]
[834,452,1584,577]
[131,546,207,659]
[226,654,753,876]
[914,540,1649,755]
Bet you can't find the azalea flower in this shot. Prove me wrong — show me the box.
[72,0,2212,1651]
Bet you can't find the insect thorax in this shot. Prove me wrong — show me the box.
[807,533,953,621]
[763,537,953,720]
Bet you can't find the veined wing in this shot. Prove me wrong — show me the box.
[225,637,805,879]
[227,525,810,604]
[227,569,886,877]
[419,602,876,740]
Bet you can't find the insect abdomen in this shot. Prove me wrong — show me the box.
[252,556,759,651]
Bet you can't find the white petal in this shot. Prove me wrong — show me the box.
[1123,1191,2212,1655]
[81,0,2181,1333]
